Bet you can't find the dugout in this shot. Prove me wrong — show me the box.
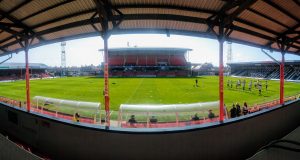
[118,101,222,128]
[32,96,101,123]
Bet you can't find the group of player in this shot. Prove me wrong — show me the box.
[194,78,268,95]
[227,79,268,95]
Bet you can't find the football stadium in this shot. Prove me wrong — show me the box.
[0,1,300,160]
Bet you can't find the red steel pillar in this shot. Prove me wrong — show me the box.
[24,39,31,112]
[280,53,285,104]
[218,23,225,122]
[103,34,110,127]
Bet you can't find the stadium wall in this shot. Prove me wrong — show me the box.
[0,134,41,160]
[0,100,299,160]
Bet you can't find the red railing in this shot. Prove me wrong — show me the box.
[0,95,299,128]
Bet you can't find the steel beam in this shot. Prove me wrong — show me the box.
[0,0,32,21]
[94,0,111,128]
[293,0,300,7]
[279,52,284,104]
[276,37,294,104]
[266,23,300,47]
[0,8,44,41]
[20,0,75,21]
[103,34,110,127]
[2,12,300,57]
[25,40,31,111]
[263,0,299,22]
[247,8,290,29]
[114,4,216,15]
[218,21,225,122]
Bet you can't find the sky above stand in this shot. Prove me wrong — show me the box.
[2,34,300,67]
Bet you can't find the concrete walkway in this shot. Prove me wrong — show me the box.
[248,126,300,160]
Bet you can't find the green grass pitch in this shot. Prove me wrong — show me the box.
[0,76,299,113]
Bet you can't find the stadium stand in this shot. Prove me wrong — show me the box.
[228,61,300,81]
[0,63,49,81]
[100,47,192,77]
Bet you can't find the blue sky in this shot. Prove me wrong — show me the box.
[2,34,300,67]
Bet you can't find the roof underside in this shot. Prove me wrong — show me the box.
[0,0,299,57]
[100,47,192,55]
[228,60,300,66]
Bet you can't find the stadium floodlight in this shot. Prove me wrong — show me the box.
[61,42,66,76]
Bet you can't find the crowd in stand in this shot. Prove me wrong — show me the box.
[0,73,51,81]
[229,102,249,118]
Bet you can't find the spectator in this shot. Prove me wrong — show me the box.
[236,103,241,117]
[195,79,198,87]
[74,112,80,122]
[191,113,200,121]
[243,102,249,115]
[128,115,137,124]
[224,104,229,119]
[150,116,158,123]
[208,110,215,119]
[230,104,237,118]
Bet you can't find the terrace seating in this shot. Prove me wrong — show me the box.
[111,71,123,77]
[109,55,124,66]
[125,55,137,65]
[123,71,136,77]
[170,55,186,66]
[230,65,300,81]
[147,55,156,66]
[108,54,189,77]
[156,71,176,77]
[176,70,188,76]
[137,56,147,66]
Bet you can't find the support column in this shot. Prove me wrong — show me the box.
[24,39,31,112]
[218,30,225,122]
[103,34,110,127]
[280,52,285,104]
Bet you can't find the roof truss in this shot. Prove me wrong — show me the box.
[0,0,299,56]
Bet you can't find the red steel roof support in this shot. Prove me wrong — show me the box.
[103,35,110,127]
[24,39,31,112]
[219,40,224,122]
[277,36,294,105]
[280,53,285,104]
[218,38,224,122]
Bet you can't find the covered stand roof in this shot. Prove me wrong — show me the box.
[0,0,299,57]
[0,62,48,69]
[99,47,192,55]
